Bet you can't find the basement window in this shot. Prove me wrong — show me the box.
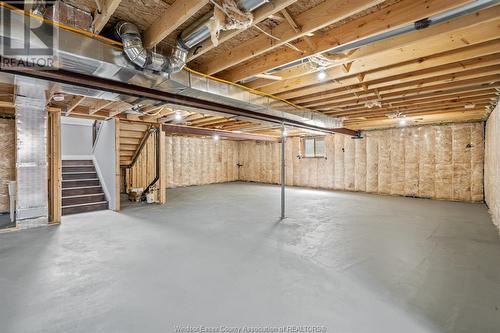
[303,137,326,158]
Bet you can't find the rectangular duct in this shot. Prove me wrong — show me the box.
[14,77,49,228]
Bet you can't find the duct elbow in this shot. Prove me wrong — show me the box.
[116,21,187,75]
[166,40,189,74]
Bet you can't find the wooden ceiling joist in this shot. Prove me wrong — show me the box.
[270,12,500,100]
[291,44,500,105]
[346,110,488,130]
[296,60,500,109]
[196,0,384,75]
[65,96,86,116]
[322,85,499,114]
[328,91,497,115]
[93,0,122,34]
[162,124,278,141]
[143,0,209,49]
[188,0,299,61]
[319,76,500,111]
[225,0,478,83]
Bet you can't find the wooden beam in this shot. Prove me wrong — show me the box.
[89,100,115,115]
[327,91,497,114]
[255,73,283,81]
[158,129,166,204]
[319,75,500,111]
[48,110,61,224]
[226,0,477,83]
[107,101,132,118]
[144,0,209,49]
[268,9,500,98]
[188,0,299,61]
[65,96,85,116]
[162,124,279,141]
[93,0,122,34]
[195,0,384,75]
[293,44,500,105]
[280,8,314,50]
[322,85,499,113]
[114,118,121,211]
[296,52,500,108]
[346,110,486,130]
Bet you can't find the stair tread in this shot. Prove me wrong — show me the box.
[63,193,105,199]
[63,178,99,182]
[62,171,96,174]
[62,201,108,208]
[63,185,101,190]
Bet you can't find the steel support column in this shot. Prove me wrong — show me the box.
[280,123,286,220]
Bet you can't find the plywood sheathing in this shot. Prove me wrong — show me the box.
[165,136,239,188]
[485,102,500,231]
[238,122,484,202]
[0,119,15,212]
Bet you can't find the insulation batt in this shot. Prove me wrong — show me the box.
[0,119,15,212]
[238,122,485,203]
[485,103,500,231]
[126,123,485,204]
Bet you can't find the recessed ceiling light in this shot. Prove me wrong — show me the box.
[213,134,220,141]
[399,118,407,126]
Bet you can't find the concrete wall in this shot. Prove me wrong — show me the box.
[61,117,93,157]
[485,103,500,230]
[0,119,15,213]
[238,122,484,203]
[165,136,239,188]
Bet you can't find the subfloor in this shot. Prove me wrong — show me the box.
[1,182,499,333]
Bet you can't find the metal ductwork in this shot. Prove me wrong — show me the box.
[116,0,268,75]
[116,21,188,74]
[14,77,49,228]
[0,5,346,134]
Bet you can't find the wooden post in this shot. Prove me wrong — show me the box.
[48,110,61,224]
[114,118,121,211]
[159,128,167,204]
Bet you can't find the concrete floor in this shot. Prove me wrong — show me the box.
[1,182,499,333]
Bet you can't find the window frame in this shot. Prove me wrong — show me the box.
[301,137,326,158]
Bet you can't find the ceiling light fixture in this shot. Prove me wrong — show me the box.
[317,69,327,81]
[53,93,65,102]
[174,111,183,121]
[213,134,220,141]
[399,118,407,126]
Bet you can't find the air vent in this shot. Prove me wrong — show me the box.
[59,54,100,75]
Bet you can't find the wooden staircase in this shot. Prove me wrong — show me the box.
[62,160,108,215]
[120,123,150,166]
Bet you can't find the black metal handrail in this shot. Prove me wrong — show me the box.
[125,126,160,199]
[142,128,160,198]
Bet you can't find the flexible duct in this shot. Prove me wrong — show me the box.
[116,0,268,74]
